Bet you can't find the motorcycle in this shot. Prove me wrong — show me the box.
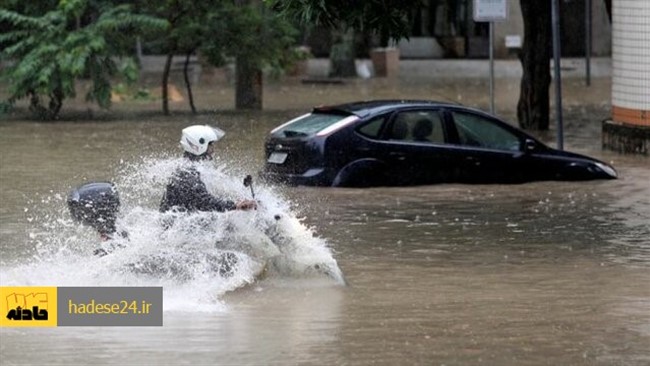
[66,179,346,285]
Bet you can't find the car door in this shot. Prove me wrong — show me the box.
[372,108,456,185]
[445,109,527,183]
[327,113,392,186]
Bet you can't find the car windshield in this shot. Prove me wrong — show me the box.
[272,113,352,137]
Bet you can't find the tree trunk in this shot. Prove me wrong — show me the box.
[517,0,552,131]
[329,28,356,78]
[234,0,263,110]
[29,92,47,120]
[49,84,63,119]
[162,53,173,115]
[183,52,197,114]
[235,56,263,110]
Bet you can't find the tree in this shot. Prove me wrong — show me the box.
[272,0,418,47]
[202,1,299,110]
[329,28,357,78]
[518,0,611,131]
[517,0,552,130]
[0,0,166,120]
[140,0,298,112]
[271,0,419,78]
[137,0,213,115]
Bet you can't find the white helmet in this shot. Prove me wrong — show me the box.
[180,125,225,156]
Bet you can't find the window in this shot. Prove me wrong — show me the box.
[451,111,521,151]
[272,113,354,137]
[388,110,445,143]
[357,116,387,139]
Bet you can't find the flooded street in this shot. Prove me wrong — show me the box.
[1,77,649,365]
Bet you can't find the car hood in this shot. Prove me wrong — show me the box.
[544,147,605,162]
[542,147,618,178]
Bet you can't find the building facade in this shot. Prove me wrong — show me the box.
[604,0,650,154]
[397,0,611,59]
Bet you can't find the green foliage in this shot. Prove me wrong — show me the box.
[112,82,154,102]
[0,0,167,119]
[133,88,152,101]
[271,0,420,47]
[137,1,215,56]
[0,0,307,116]
[202,2,301,74]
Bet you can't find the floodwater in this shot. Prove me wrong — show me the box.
[1,77,649,365]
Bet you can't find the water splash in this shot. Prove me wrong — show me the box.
[0,157,345,312]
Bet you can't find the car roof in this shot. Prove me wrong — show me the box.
[312,100,460,118]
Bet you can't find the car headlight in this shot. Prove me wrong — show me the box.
[594,162,617,178]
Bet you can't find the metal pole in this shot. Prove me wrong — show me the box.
[585,0,592,86]
[489,21,495,114]
[551,0,564,150]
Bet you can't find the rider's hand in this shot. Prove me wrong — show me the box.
[236,199,257,211]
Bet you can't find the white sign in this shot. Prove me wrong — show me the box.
[473,0,508,22]
[505,35,522,48]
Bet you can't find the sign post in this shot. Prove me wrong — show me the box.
[551,0,564,150]
[473,0,508,114]
[585,0,592,86]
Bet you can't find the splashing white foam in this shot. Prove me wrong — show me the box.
[0,156,345,312]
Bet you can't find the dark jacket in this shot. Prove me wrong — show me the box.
[160,166,236,213]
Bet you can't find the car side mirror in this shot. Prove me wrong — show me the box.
[524,139,537,152]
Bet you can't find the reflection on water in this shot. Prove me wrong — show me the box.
[1,102,649,365]
[0,284,345,365]
[302,178,650,266]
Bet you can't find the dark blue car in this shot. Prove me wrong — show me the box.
[262,100,618,187]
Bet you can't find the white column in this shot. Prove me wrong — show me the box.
[612,0,650,126]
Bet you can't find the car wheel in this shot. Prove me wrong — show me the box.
[332,161,386,187]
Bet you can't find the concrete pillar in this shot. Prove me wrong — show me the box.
[603,0,650,155]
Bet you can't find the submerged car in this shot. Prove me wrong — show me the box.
[262,100,617,187]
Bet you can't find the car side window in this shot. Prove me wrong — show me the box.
[389,110,445,143]
[451,111,521,151]
[357,116,386,139]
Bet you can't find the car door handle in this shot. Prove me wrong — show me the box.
[389,152,406,160]
[466,156,481,166]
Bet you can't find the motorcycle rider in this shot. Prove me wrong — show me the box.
[160,125,257,213]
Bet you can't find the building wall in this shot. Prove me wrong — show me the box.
[493,0,524,58]
[591,0,613,56]
[493,0,611,58]
[611,0,650,127]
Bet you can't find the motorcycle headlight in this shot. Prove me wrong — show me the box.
[595,162,617,178]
